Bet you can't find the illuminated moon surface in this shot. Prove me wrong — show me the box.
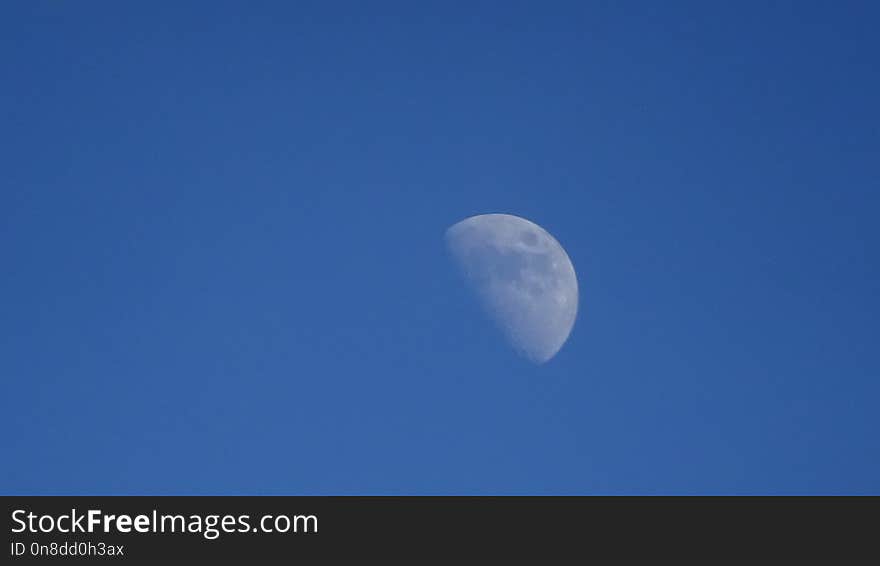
[445,213,578,364]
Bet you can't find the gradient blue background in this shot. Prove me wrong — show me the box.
[2,2,878,494]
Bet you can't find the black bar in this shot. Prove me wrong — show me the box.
[3,496,876,561]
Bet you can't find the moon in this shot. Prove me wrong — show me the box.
[445,213,579,364]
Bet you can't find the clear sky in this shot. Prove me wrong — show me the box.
[2,2,878,494]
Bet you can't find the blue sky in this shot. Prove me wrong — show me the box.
[2,2,878,494]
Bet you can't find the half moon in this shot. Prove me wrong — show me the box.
[445,213,578,364]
